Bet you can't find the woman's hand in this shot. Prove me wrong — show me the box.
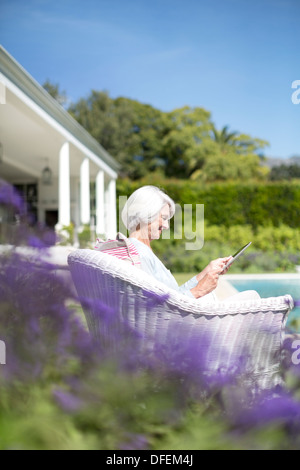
[219,256,233,275]
[191,270,220,299]
[196,257,233,282]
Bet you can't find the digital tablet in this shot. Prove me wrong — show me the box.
[221,242,252,273]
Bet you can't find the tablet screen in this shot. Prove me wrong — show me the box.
[221,242,252,273]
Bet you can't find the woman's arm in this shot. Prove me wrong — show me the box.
[196,257,233,282]
[190,270,220,299]
[189,257,233,299]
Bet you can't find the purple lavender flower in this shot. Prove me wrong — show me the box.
[119,433,149,450]
[27,235,49,249]
[0,247,94,382]
[0,180,26,213]
[27,225,57,248]
[142,289,170,308]
[53,389,83,413]
[233,390,300,432]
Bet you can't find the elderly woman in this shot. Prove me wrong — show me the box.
[122,185,260,303]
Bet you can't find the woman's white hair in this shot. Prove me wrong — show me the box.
[122,185,176,232]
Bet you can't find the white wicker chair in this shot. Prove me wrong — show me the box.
[68,249,293,390]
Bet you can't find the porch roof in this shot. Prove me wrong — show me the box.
[0,46,120,182]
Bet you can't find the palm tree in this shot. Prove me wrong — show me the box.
[211,125,238,151]
[211,124,267,157]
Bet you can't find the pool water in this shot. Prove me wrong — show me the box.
[229,277,300,326]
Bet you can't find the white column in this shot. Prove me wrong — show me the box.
[95,170,105,236]
[106,179,117,239]
[80,157,90,225]
[58,142,70,227]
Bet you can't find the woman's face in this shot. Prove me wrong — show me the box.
[147,204,170,241]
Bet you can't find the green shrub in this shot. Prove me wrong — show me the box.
[117,178,300,229]
[56,224,75,245]
[151,223,300,274]
[78,224,93,248]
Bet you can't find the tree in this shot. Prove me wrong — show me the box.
[160,106,213,178]
[211,124,269,157]
[211,125,238,149]
[269,164,300,181]
[69,91,169,179]
[42,80,68,107]
[187,124,270,182]
[68,90,270,182]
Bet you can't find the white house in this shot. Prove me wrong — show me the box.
[0,46,120,239]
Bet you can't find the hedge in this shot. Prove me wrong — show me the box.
[117,178,300,229]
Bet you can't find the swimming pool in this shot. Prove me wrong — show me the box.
[227,274,300,326]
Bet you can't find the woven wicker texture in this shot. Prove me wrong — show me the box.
[68,249,293,390]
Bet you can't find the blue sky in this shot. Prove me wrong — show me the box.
[1,0,299,158]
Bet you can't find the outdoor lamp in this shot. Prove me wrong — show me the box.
[41,159,52,185]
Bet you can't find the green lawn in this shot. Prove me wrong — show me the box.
[173,272,197,284]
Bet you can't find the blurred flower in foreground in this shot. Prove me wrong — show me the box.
[53,389,84,413]
[0,179,26,214]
